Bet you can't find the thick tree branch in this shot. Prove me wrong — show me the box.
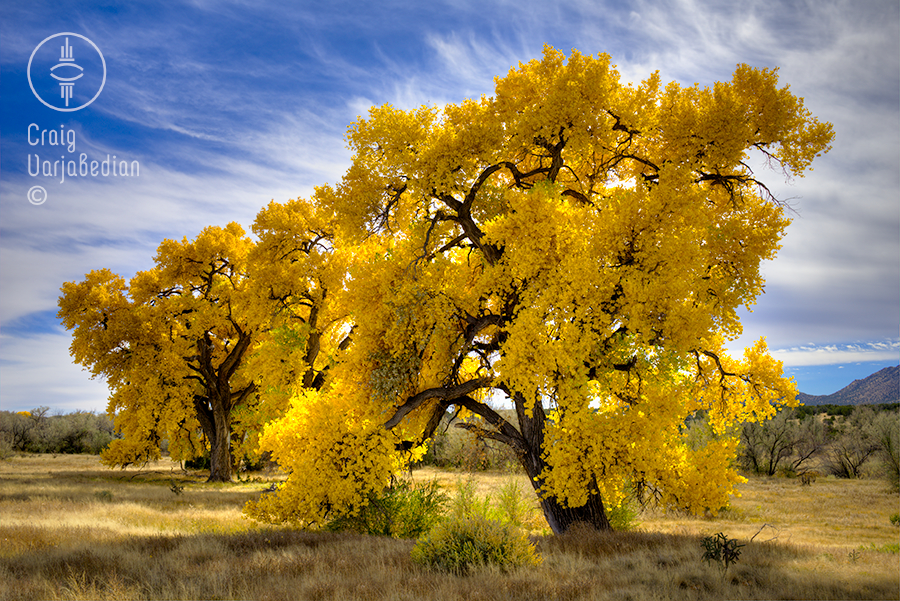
[454,395,527,456]
[383,376,493,430]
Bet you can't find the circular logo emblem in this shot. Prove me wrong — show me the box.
[28,33,106,112]
[27,186,48,205]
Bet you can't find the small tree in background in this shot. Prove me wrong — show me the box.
[823,406,881,479]
[739,410,798,476]
[738,408,827,476]
[0,408,48,452]
[871,410,900,491]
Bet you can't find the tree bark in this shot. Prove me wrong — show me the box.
[207,399,232,482]
[193,393,233,483]
[518,443,612,534]
[191,328,256,483]
[513,392,612,534]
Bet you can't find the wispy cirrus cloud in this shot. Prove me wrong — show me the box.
[771,340,900,367]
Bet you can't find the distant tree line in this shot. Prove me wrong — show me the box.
[0,408,119,457]
[738,404,899,490]
[793,402,899,419]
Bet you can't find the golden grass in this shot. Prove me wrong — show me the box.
[1,454,898,600]
[639,474,899,548]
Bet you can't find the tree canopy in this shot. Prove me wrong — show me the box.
[245,47,833,533]
[58,224,260,480]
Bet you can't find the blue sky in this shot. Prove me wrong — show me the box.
[1,0,898,413]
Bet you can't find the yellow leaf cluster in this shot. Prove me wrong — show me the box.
[540,337,796,514]
[238,46,832,526]
[244,387,420,526]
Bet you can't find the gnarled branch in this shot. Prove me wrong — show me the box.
[383,376,492,430]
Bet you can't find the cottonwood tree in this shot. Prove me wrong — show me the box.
[246,47,833,532]
[59,224,264,481]
[59,213,341,481]
[58,224,259,481]
[241,199,350,449]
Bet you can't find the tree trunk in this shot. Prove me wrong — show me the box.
[192,331,243,483]
[519,446,612,534]
[207,400,232,482]
[513,393,612,534]
[193,393,233,483]
[537,486,613,534]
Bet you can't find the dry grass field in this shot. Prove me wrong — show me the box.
[1,453,897,600]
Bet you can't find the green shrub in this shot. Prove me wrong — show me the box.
[411,514,541,574]
[493,480,537,529]
[606,499,638,531]
[701,532,744,573]
[448,477,540,527]
[326,479,447,539]
[448,477,493,521]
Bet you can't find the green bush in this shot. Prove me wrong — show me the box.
[447,477,491,520]
[493,480,536,529]
[606,499,639,531]
[447,477,539,527]
[701,532,744,574]
[412,477,542,573]
[326,479,447,539]
[411,514,541,574]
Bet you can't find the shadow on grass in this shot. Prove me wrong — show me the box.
[1,525,897,601]
[0,468,279,511]
[540,525,900,600]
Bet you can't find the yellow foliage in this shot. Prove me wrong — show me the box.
[246,47,832,528]
[59,221,332,477]
[244,387,420,526]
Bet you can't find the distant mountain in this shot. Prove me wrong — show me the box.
[798,365,899,406]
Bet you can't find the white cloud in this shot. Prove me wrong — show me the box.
[770,340,900,367]
[0,333,109,413]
